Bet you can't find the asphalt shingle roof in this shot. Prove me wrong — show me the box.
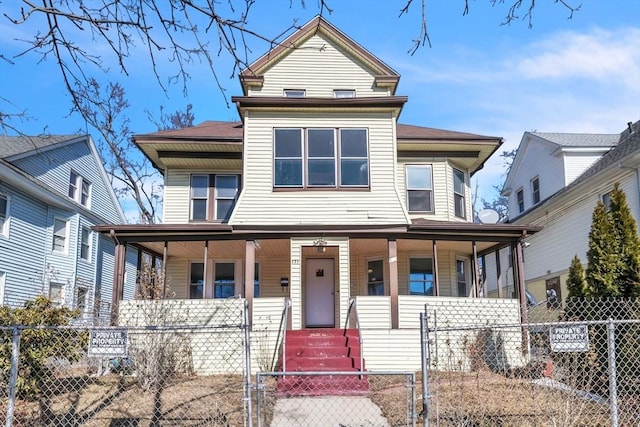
[0,135,82,159]
[531,132,619,147]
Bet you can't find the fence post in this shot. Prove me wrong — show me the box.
[420,312,430,426]
[6,326,20,427]
[244,302,253,427]
[607,318,619,427]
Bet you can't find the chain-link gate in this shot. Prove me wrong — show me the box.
[1,299,252,426]
[255,371,417,426]
[421,298,640,426]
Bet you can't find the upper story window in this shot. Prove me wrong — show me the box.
[334,89,355,98]
[406,165,433,213]
[190,174,240,222]
[274,128,369,189]
[409,257,434,296]
[284,89,306,98]
[80,226,91,261]
[69,171,91,207]
[453,168,466,219]
[516,188,524,213]
[0,194,9,237]
[531,176,540,205]
[52,218,68,253]
[367,259,384,295]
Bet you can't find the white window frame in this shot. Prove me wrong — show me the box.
[334,89,355,98]
[80,226,92,261]
[0,194,9,237]
[406,165,434,213]
[49,282,64,306]
[453,168,466,219]
[52,218,69,254]
[456,257,469,297]
[69,171,91,207]
[284,89,306,98]
[189,174,240,222]
[516,188,525,213]
[214,175,240,221]
[531,176,540,205]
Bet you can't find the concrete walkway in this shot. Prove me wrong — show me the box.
[270,396,390,427]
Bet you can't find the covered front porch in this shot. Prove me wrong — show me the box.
[94,222,540,330]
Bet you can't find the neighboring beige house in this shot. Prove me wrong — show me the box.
[491,121,640,304]
[95,17,539,370]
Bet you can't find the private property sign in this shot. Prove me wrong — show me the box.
[549,325,589,352]
[88,329,128,357]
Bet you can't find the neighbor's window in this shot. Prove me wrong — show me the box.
[274,128,369,188]
[49,282,64,306]
[214,262,235,298]
[367,259,384,295]
[254,263,260,297]
[602,191,613,211]
[190,174,240,221]
[284,89,305,98]
[406,165,433,212]
[52,218,68,253]
[0,271,5,305]
[0,194,8,237]
[80,226,91,260]
[189,262,204,299]
[531,177,540,205]
[516,188,524,213]
[69,171,91,207]
[456,259,468,297]
[75,287,88,311]
[409,257,434,296]
[453,168,466,219]
[334,89,355,98]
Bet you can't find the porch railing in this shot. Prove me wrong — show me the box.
[344,297,364,376]
[271,297,291,372]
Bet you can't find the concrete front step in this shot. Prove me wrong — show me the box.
[276,375,369,397]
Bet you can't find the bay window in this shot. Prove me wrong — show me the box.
[406,165,433,212]
[453,168,466,218]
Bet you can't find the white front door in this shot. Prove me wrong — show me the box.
[305,258,335,327]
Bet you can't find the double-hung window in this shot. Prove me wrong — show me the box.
[0,194,8,237]
[456,259,468,297]
[189,262,204,299]
[406,165,433,212]
[50,282,64,306]
[453,168,466,219]
[80,227,91,261]
[274,128,369,188]
[409,257,434,296]
[516,188,524,213]
[190,174,240,221]
[214,262,235,298]
[367,259,384,295]
[531,177,540,205]
[69,171,91,207]
[52,218,68,253]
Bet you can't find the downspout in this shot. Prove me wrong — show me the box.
[109,229,124,325]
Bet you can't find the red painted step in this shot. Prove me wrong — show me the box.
[277,328,368,396]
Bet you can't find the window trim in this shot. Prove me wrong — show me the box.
[366,258,385,296]
[75,286,88,312]
[69,170,91,207]
[189,173,240,222]
[602,191,613,211]
[456,257,469,297]
[52,217,69,254]
[405,164,434,213]
[408,256,434,296]
[80,226,92,261]
[189,261,205,299]
[214,261,236,299]
[334,89,356,98]
[516,188,525,213]
[284,89,306,98]
[531,176,540,205]
[49,282,64,306]
[273,127,370,190]
[0,193,9,237]
[453,168,466,219]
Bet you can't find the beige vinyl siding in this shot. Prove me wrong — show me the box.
[165,259,189,299]
[163,170,190,223]
[360,329,422,370]
[249,34,388,97]
[256,256,290,297]
[231,112,407,225]
[252,297,287,371]
[355,296,391,328]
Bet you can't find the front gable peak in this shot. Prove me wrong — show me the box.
[239,16,400,95]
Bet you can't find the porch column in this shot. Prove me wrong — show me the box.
[432,240,439,296]
[161,242,168,297]
[388,239,399,329]
[472,241,480,297]
[203,241,209,299]
[111,242,126,325]
[495,250,503,298]
[245,240,256,325]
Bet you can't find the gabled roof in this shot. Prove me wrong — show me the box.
[239,16,400,94]
[530,132,619,148]
[0,134,84,159]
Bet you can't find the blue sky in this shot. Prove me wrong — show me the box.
[1,0,639,208]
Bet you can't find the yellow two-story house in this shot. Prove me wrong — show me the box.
[96,17,539,370]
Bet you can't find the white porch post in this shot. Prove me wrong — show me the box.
[244,240,255,325]
[388,239,399,329]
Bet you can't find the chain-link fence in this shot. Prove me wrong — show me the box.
[1,299,251,426]
[255,371,417,427]
[421,298,640,427]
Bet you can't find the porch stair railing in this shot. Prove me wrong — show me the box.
[344,297,364,377]
[271,297,291,372]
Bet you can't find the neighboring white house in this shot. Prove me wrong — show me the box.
[95,16,539,370]
[492,121,640,303]
[0,135,137,324]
